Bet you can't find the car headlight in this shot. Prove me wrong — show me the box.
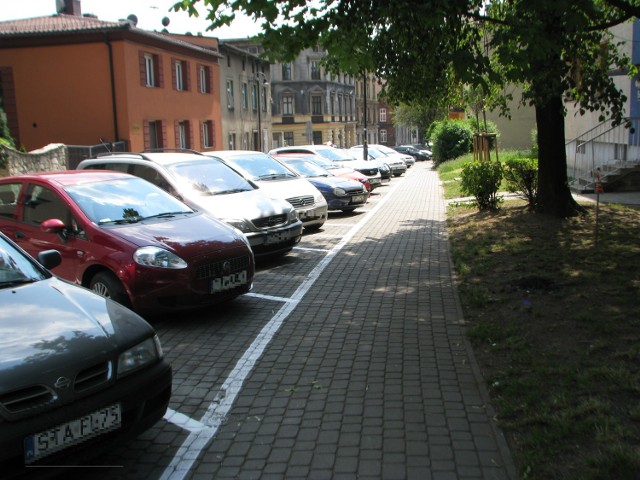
[134,246,187,269]
[288,209,299,222]
[333,187,347,197]
[314,192,326,204]
[225,218,251,233]
[118,335,162,377]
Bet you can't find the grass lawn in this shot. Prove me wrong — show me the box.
[440,152,640,479]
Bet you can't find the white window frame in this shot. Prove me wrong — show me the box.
[145,54,155,87]
[226,80,234,110]
[176,61,184,91]
[379,108,387,122]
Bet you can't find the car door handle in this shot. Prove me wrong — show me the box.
[15,231,25,239]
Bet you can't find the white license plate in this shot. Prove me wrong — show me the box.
[211,270,247,292]
[24,403,121,464]
[266,231,289,245]
[351,195,366,204]
[370,178,382,185]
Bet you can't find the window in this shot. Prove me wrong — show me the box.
[174,60,185,91]
[23,185,71,226]
[379,108,387,122]
[252,83,258,111]
[614,143,627,161]
[228,133,236,150]
[0,183,19,219]
[226,80,234,110]
[199,65,211,93]
[261,84,267,112]
[202,120,214,149]
[176,120,191,149]
[310,61,321,80]
[282,63,292,80]
[380,129,387,143]
[143,53,158,87]
[312,131,323,144]
[311,95,322,115]
[284,131,294,146]
[282,95,293,115]
[242,83,248,109]
[145,120,164,149]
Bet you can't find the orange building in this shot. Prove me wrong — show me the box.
[0,7,222,153]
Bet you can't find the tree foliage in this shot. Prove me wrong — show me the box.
[172,0,640,217]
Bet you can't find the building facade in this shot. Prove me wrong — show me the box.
[217,41,271,152]
[0,3,222,153]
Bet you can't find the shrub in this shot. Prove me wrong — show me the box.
[460,160,503,210]
[504,156,538,209]
[431,120,473,165]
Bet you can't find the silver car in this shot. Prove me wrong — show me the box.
[207,150,329,231]
[77,152,303,258]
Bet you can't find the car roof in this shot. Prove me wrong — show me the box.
[88,151,212,167]
[0,169,134,186]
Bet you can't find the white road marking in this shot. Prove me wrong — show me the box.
[160,177,404,480]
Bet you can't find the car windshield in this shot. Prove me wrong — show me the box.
[306,156,339,170]
[168,159,254,196]
[0,236,47,288]
[351,147,385,159]
[65,177,193,225]
[282,159,330,178]
[222,153,297,181]
[313,147,357,161]
[374,145,397,155]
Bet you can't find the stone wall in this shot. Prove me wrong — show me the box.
[0,143,68,176]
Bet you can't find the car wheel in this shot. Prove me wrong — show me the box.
[393,173,403,177]
[90,271,130,307]
[341,208,357,213]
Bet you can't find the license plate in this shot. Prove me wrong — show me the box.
[24,403,121,464]
[370,178,382,185]
[211,270,247,292]
[266,231,289,245]
[351,195,366,204]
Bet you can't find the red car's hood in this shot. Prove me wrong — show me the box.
[104,212,245,255]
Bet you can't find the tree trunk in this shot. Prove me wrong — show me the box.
[535,94,584,217]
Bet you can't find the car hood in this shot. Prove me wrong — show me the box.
[184,189,291,221]
[0,277,154,390]
[305,176,363,190]
[106,212,243,254]
[335,159,377,170]
[252,177,320,199]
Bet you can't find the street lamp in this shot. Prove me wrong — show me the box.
[256,71,269,152]
[362,72,368,161]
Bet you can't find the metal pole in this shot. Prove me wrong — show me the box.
[363,73,368,161]
[257,75,262,152]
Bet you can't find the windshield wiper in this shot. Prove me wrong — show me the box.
[143,211,191,220]
[0,278,39,288]
[258,173,295,180]
[98,217,143,225]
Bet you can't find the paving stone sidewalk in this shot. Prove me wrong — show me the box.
[191,162,518,480]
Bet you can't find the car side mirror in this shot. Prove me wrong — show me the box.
[37,249,62,270]
[40,218,69,242]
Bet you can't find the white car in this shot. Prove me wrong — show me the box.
[77,152,304,258]
[207,150,329,231]
[366,143,415,167]
[269,145,385,187]
[350,146,408,177]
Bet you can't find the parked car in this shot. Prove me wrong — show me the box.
[274,156,369,212]
[349,145,407,178]
[412,144,433,159]
[349,146,408,177]
[393,145,430,161]
[365,144,415,167]
[0,231,172,476]
[271,152,373,192]
[0,170,255,315]
[77,151,303,259]
[269,145,387,187]
[206,150,329,231]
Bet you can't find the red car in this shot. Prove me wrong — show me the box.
[0,170,255,316]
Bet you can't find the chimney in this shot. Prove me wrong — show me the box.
[56,0,82,16]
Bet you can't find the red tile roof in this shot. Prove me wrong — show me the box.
[0,14,126,36]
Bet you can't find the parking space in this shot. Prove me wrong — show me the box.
[83,174,403,479]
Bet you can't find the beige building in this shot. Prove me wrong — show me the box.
[217,41,272,152]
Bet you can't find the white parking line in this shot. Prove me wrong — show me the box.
[160,177,404,480]
[244,292,292,303]
[293,246,331,253]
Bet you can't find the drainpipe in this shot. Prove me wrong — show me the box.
[104,33,119,142]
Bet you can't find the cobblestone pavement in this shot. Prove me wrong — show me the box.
[89,162,518,480]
